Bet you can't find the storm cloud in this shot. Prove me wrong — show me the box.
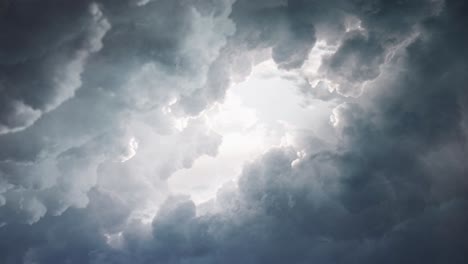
[1,0,467,263]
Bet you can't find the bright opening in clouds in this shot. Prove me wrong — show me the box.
[1,0,468,263]
[170,60,335,204]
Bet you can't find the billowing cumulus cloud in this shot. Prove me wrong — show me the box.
[0,0,236,224]
[0,1,110,134]
[1,0,467,263]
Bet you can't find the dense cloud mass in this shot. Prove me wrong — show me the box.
[1,0,467,263]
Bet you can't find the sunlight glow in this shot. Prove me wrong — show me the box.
[168,60,335,204]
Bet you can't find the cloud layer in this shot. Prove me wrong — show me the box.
[1,0,467,263]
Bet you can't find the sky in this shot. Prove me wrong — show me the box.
[0,0,467,263]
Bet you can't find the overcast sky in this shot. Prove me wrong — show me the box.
[1,0,467,263]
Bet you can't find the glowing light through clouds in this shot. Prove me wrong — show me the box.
[0,0,467,263]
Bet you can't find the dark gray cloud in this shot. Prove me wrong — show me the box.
[0,0,110,134]
[1,0,468,263]
[319,30,385,96]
